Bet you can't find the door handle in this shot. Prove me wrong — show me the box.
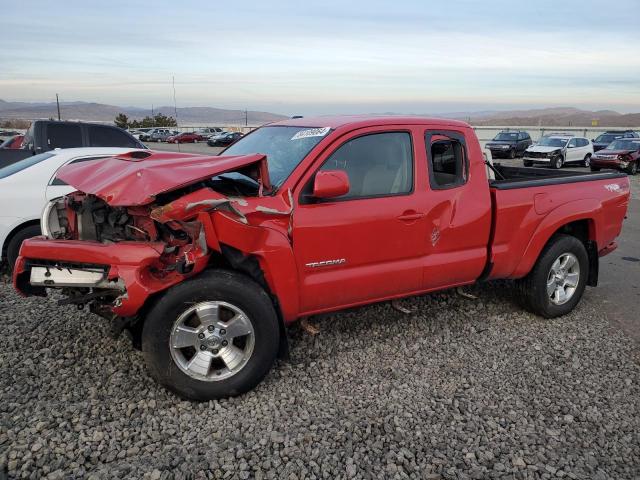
[397,211,425,222]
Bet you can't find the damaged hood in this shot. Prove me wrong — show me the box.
[56,151,271,206]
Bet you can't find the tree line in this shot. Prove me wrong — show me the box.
[115,113,178,129]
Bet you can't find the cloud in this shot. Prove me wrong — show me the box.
[1,0,639,113]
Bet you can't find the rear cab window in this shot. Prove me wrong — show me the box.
[425,131,468,189]
[89,126,139,148]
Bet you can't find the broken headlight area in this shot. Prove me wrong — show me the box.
[36,192,213,303]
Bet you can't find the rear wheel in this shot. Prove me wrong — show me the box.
[516,234,588,318]
[627,162,638,175]
[6,225,41,271]
[142,270,280,400]
[583,154,591,167]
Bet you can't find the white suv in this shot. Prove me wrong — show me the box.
[523,134,594,169]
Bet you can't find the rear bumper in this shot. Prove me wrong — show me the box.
[13,237,208,317]
[598,241,617,257]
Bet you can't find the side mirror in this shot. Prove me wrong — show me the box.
[313,170,350,199]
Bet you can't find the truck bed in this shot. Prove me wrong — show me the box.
[488,164,629,281]
[490,164,626,189]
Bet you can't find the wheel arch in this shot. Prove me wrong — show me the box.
[513,199,602,283]
[2,219,41,262]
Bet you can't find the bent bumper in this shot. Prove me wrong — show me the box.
[13,237,209,317]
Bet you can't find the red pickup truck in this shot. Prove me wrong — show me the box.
[14,116,630,400]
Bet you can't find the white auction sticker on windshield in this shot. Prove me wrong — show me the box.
[291,127,330,140]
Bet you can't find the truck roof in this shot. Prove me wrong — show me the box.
[271,115,471,130]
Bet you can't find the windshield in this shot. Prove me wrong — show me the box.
[494,132,518,141]
[608,139,640,150]
[222,126,330,187]
[595,134,621,143]
[0,152,56,179]
[537,137,568,148]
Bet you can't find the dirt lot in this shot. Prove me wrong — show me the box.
[0,148,638,479]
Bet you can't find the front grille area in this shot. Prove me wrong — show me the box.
[525,151,549,159]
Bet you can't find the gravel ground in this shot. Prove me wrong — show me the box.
[1,279,639,480]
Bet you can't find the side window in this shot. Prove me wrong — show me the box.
[89,126,138,148]
[426,131,468,189]
[568,138,577,148]
[318,132,413,199]
[518,133,525,141]
[50,156,109,185]
[47,124,82,149]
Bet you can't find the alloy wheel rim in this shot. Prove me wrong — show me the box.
[169,301,255,381]
[547,253,580,306]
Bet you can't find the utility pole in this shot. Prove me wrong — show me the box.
[245,109,248,127]
[56,94,61,120]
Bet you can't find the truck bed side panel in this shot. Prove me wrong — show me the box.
[489,176,630,280]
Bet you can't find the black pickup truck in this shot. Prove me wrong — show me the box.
[0,120,146,166]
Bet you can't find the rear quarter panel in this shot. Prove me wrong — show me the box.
[489,176,630,279]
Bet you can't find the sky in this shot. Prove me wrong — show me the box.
[1,0,639,115]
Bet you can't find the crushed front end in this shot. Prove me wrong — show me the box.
[14,192,211,318]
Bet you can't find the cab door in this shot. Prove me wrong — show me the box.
[292,128,427,314]
[566,138,580,162]
[420,129,492,289]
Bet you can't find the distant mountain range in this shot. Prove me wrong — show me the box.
[443,107,640,128]
[1,100,639,127]
[0,100,287,126]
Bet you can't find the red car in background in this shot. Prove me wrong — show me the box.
[166,132,206,144]
[0,135,24,149]
[591,138,640,175]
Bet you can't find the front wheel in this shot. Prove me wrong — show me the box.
[516,234,588,318]
[509,148,516,159]
[142,270,280,400]
[626,162,638,175]
[552,155,564,169]
[583,154,591,167]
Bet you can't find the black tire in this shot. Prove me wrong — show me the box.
[516,234,588,318]
[590,166,601,172]
[6,225,41,271]
[583,154,591,168]
[142,269,280,401]
[523,160,533,167]
[552,155,563,169]
[626,162,638,175]
[509,148,516,159]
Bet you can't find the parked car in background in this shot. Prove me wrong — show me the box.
[208,131,243,146]
[0,147,147,269]
[14,116,629,400]
[139,128,173,142]
[148,129,177,142]
[129,128,153,140]
[485,130,532,159]
[592,130,639,152]
[166,132,206,143]
[0,120,146,167]
[197,127,224,138]
[591,138,640,175]
[523,134,593,168]
[0,135,24,149]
